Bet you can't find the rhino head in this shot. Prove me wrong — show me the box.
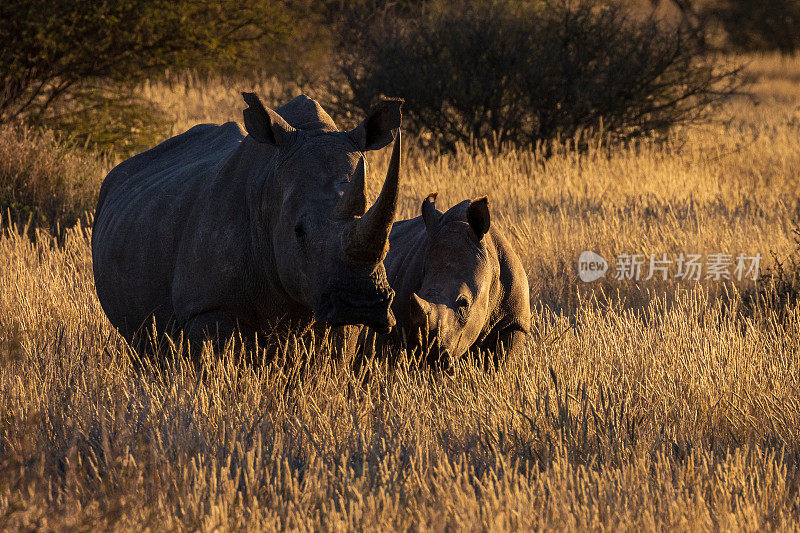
[242,93,403,334]
[408,194,494,367]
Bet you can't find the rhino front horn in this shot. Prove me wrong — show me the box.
[343,130,401,267]
[409,293,432,327]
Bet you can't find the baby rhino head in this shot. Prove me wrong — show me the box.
[408,193,495,370]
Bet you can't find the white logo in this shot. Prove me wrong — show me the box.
[578,251,608,282]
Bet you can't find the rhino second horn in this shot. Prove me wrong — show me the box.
[343,130,401,266]
[332,156,367,220]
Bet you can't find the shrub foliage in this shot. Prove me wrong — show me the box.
[705,0,800,52]
[0,0,293,142]
[339,0,741,151]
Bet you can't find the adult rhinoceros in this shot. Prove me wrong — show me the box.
[92,93,403,350]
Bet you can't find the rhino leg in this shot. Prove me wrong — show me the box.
[312,324,362,360]
[352,327,383,377]
[182,312,257,363]
[475,327,528,370]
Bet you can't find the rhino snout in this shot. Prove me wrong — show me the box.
[316,284,396,334]
[322,299,395,334]
[363,307,396,335]
[425,343,453,373]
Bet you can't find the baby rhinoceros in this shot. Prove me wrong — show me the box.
[380,193,530,370]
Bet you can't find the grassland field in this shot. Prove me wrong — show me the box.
[1,53,800,530]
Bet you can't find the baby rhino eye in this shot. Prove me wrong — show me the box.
[455,295,470,319]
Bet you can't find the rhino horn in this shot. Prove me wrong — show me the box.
[343,130,401,266]
[331,156,367,220]
[409,293,432,328]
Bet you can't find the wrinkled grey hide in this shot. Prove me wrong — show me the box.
[377,194,530,370]
[92,93,404,352]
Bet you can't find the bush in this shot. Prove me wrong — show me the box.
[741,226,800,322]
[49,90,173,159]
[0,0,296,153]
[338,0,741,151]
[704,0,800,52]
[0,126,104,231]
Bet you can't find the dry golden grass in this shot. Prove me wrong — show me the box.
[2,54,800,530]
[0,126,105,231]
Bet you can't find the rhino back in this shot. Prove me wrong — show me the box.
[487,226,531,335]
[92,122,246,339]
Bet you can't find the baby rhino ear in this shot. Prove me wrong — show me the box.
[421,192,441,234]
[466,196,490,239]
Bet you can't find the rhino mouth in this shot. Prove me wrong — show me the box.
[322,296,395,334]
[316,272,396,334]
[317,290,395,334]
[423,342,454,373]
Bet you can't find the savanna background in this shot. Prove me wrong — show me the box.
[2,0,800,530]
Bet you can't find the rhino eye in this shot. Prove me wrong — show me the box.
[294,221,306,245]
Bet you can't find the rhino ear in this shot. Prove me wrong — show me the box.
[350,98,404,151]
[242,92,296,146]
[466,196,490,239]
[421,192,442,234]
